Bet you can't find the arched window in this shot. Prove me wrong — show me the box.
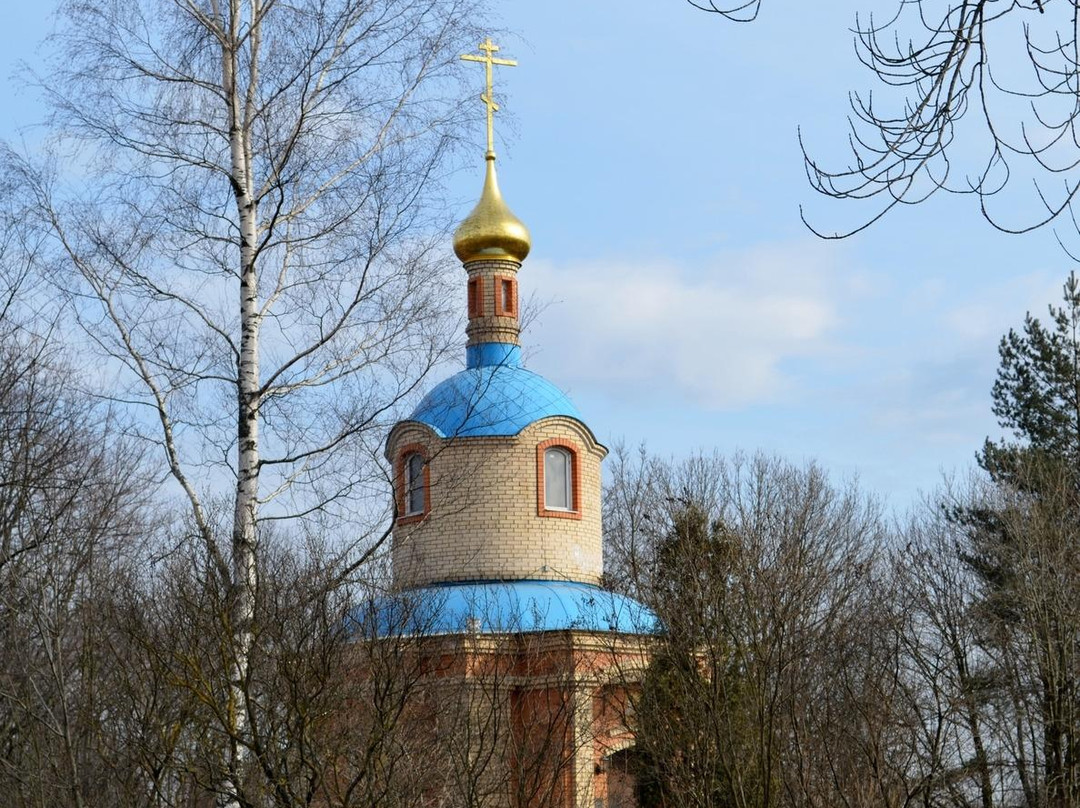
[536,439,581,519]
[405,452,426,515]
[397,444,429,523]
[544,447,572,510]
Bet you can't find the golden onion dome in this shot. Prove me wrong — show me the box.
[453,153,531,264]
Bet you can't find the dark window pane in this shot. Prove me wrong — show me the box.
[406,453,425,514]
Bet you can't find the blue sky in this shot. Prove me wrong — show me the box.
[0,2,1070,512]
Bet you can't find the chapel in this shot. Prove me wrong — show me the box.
[382,38,654,808]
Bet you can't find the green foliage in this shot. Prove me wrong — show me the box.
[959,274,1080,616]
[954,272,1080,806]
[982,271,1080,482]
[632,504,763,808]
[653,503,737,651]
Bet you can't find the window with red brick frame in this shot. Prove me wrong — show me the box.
[396,444,430,524]
[536,439,581,520]
[494,275,517,317]
[467,276,484,319]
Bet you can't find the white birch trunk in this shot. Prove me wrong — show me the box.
[28,0,478,799]
[222,0,261,800]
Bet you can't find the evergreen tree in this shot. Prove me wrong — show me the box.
[607,454,884,808]
[957,273,1080,806]
[982,271,1080,484]
[633,504,763,808]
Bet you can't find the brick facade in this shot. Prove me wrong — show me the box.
[465,257,522,346]
[368,629,652,808]
[387,416,607,589]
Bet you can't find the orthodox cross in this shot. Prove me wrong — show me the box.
[461,38,517,156]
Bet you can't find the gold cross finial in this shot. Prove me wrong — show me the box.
[461,38,517,157]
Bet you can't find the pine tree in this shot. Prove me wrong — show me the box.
[633,504,761,808]
[958,273,1080,806]
[982,271,1080,484]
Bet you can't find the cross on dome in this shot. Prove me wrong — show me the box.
[453,36,531,266]
[460,38,517,157]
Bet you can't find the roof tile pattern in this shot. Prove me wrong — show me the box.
[408,343,583,437]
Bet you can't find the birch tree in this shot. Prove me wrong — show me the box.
[5,0,483,801]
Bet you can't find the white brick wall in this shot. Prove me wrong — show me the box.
[387,417,607,588]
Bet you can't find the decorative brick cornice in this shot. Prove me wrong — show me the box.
[462,258,522,272]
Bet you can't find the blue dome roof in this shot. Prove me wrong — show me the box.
[360,580,658,637]
[408,343,583,437]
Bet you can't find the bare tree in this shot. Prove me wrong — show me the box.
[685,0,762,24]
[790,0,1080,239]
[0,332,150,807]
[3,0,485,801]
[795,0,1080,242]
[886,489,1003,808]
[688,0,1080,247]
[962,456,1080,807]
[604,450,887,808]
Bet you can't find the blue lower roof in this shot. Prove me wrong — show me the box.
[359,580,658,637]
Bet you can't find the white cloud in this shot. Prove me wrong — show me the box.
[849,270,1063,450]
[937,273,1062,346]
[520,242,854,409]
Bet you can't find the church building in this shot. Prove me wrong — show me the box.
[382,39,654,808]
